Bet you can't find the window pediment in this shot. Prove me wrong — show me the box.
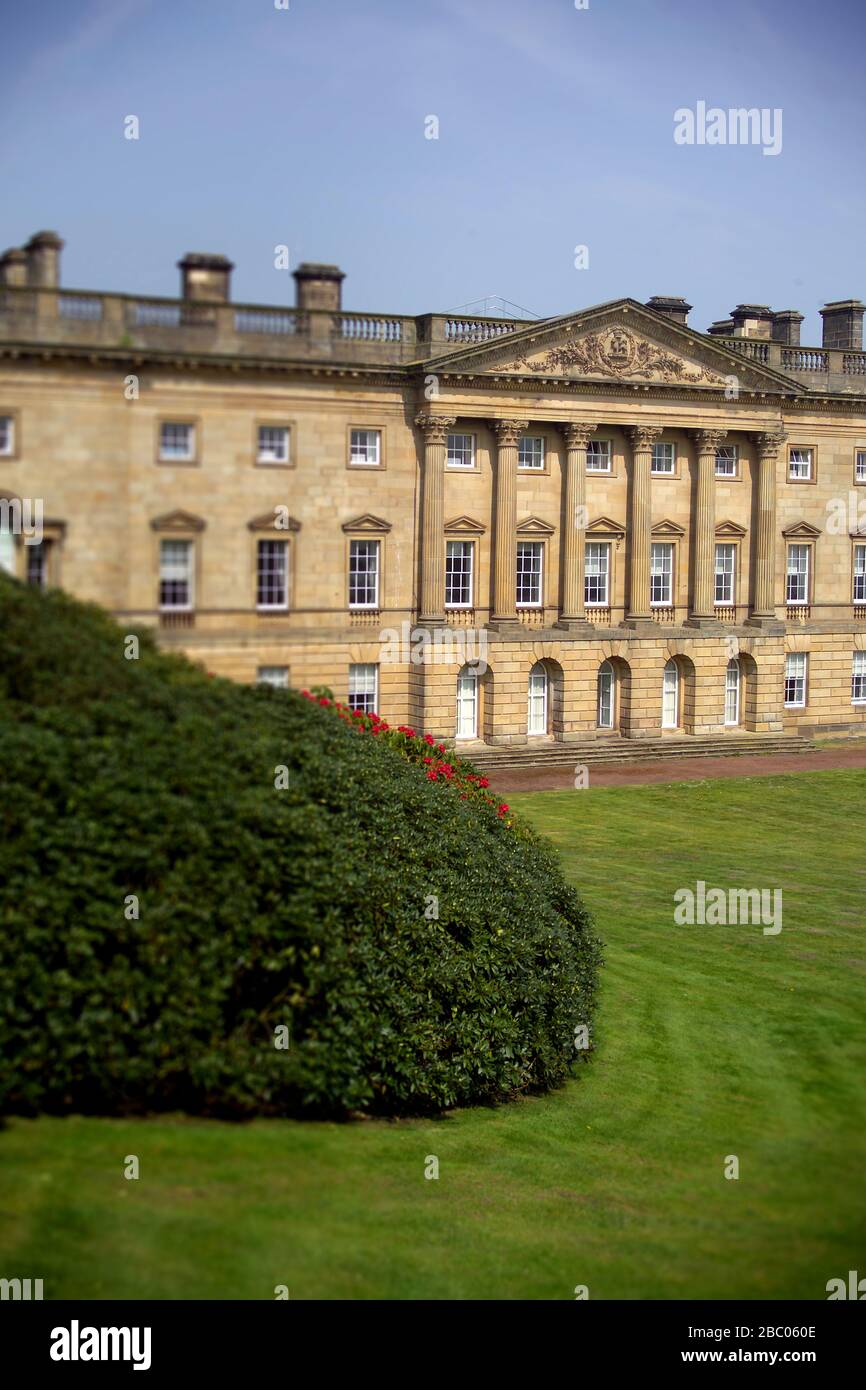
[150,509,206,533]
[248,511,301,532]
[715,519,747,538]
[651,519,685,537]
[516,515,555,535]
[782,520,822,538]
[444,515,486,534]
[586,515,626,540]
[341,513,392,533]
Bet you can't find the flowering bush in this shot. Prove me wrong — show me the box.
[300,693,514,825]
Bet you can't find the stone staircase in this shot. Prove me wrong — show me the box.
[464,733,818,773]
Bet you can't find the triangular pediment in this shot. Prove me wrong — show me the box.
[517,515,555,535]
[651,518,686,537]
[341,512,392,533]
[587,515,626,538]
[716,519,747,537]
[150,509,206,532]
[782,520,822,538]
[421,299,801,394]
[444,514,486,533]
[248,511,301,532]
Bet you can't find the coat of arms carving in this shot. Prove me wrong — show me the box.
[514,326,723,384]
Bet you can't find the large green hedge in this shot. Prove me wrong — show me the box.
[0,575,602,1117]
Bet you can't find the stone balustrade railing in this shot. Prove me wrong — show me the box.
[712,335,866,389]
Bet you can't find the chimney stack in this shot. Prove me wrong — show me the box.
[820,300,864,351]
[178,252,234,302]
[730,304,774,339]
[293,262,345,312]
[25,230,64,287]
[645,295,692,327]
[0,247,28,287]
[771,310,804,347]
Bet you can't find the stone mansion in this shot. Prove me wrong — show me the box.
[2,229,866,746]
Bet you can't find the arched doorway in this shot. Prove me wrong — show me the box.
[527,661,548,735]
[597,660,615,729]
[456,664,478,739]
[662,658,680,729]
[724,657,741,726]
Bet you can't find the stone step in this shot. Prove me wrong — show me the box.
[464,735,816,771]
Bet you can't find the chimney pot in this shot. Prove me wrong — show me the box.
[0,247,28,287]
[293,262,345,312]
[178,252,234,303]
[730,304,774,339]
[770,309,804,347]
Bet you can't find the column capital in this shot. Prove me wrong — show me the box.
[414,412,456,444]
[489,418,525,447]
[755,430,788,460]
[626,424,664,449]
[690,428,727,452]
[559,422,597,449]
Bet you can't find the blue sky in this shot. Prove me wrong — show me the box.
[1,0,863,342]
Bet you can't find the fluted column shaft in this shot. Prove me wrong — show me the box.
[491,419,524,622]
[626,425,663,621]
[415,412,455,622]
[752,432,786,619]
[690,429,727,621]
[559,422,596,622]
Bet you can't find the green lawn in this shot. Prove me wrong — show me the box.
[2,769,865,1300]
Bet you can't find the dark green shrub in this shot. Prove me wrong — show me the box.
[0,575,602,1117]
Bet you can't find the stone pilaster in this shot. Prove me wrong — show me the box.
[746,430,786,631]
[686,428,727,628]
[490,419,524,626]
[625,424,663,627]
[556,422,596,628]
[415,411,455,623]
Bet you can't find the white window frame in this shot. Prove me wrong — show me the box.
[852,651,866,705]
[518,435,545,470]
[527,662,548,736]
[788,447,813,481]
[256,538,289,611]
[586,439,612,473]
[445,539,474,609]
[456,666,478,739]
[786,544,810,604]
[854,544,866,603]
[856,450,866,483]
[0,521,15,575]
[516,541,543,608]
[257,666,289,688]
[0,415,14,457]
[446,433,475,469]
[159,538,194,611]
[650,542,674,607]
[715,444,738,477]
[349,428,381,467]
[584,541,610,607]
[348,663,379,714]
[257,425,290,465]
[159,421,195,462]
[651,441,675,475]
[597,661,614,729]
[714,543,736,606]
[348,538,380,609]
[784,652,807,708]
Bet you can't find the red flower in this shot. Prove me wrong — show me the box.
[426,769,438,780]
[498,803,509,817]
[478,777,489,788]
[318,696,331,707]
[437,743,446,755]
[424,733,435,746]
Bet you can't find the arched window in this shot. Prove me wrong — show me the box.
[527,661,548,735]
[662,658,679,729]
[597,660,614,729]
[456,665,478,739]
[725,657,741,726]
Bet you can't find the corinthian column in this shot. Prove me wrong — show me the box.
[746,430,786,629]
[556,422,596,627]
[415,411,455,622]
[625,424,663,625]
[490,419,524,625]
[687,428,727,627]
